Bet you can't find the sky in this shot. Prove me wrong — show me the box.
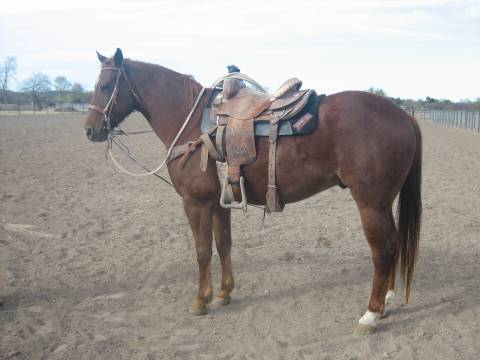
[1,0,479,101]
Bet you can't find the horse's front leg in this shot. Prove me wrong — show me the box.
[183,198,215,315]
[212,206,234,306]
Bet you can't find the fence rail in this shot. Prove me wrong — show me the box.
[0,102,89,115]
[404,108,480,133]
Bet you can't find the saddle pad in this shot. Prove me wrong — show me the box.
[256,92,324,136]
[201,92,325,137]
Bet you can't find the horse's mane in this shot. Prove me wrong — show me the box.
[125,59,202,110]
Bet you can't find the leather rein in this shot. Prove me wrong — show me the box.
[88,71,263,181]
[88,65,173,183]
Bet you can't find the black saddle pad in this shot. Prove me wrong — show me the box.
[201,91,325,137]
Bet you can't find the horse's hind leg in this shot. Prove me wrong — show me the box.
[212,206,234,306]
[354,205,396,334]
[385,212,398,305]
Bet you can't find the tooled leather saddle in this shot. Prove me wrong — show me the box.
[198,71,324,212]
[170,69,324,212]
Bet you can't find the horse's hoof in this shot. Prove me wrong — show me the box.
[212,295,231,307]
[189,304,207,316]
[354,323,377,335]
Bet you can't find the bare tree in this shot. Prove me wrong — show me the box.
[20,73,51,109]
[0,57,18,105]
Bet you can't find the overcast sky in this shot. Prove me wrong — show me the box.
[1,0,479,101]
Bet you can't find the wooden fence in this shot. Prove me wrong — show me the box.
[404,108,480,133]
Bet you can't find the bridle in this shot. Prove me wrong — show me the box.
[88,64,175,179]
[88,64,144,130]
[88,62,209,179]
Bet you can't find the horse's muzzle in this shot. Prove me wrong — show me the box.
[85,127,108,142]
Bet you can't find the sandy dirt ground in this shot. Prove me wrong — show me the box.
[0,113,479,360]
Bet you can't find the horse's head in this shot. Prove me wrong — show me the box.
[84,48,139,142]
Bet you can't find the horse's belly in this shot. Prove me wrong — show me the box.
[242,131,336,205]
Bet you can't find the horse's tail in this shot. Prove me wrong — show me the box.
[396,116,422,303]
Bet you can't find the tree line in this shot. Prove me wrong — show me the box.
[0,56,92,109]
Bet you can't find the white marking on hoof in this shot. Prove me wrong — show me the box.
[385,290,395,304]
[358,310,381,328]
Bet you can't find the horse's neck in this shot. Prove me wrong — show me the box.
[128,60,204,148]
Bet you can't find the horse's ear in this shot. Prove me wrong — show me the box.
[96,51,107,63]
[114,48,123,67]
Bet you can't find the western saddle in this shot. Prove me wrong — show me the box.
[173,70,320,213]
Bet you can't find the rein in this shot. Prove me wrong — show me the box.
[89,64,181,180]
[107,134,173,186]
[106,86,208,178]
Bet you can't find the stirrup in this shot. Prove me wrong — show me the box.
[220,176,247,212]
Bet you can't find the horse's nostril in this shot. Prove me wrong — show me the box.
[85,128,93,138]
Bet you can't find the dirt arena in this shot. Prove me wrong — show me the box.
[1,113,479,360]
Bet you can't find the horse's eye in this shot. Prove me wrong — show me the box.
[100,84,109,92]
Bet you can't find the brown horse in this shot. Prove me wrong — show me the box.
[84,49,422,334]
